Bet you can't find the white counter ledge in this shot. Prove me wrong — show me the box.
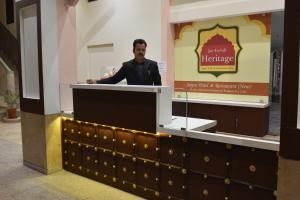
[70,83,170,93]
[157,116,279,151]
[187,130,279,152]
[173,97,269,108]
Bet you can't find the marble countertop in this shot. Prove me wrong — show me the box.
[70,84,170,93]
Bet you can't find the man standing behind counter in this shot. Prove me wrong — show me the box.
[87,39,162,85]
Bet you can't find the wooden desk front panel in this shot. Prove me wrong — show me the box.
[73,89,157,133]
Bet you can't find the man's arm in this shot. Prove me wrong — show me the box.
[96,65,126,84]
[153,63,162,86]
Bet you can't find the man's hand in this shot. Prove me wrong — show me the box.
[86,79,96,84]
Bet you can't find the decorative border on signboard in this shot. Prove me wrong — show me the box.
[195,24,242,77]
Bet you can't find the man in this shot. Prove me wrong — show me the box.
[87,39,162,85]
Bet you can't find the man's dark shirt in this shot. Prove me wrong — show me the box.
[96,59,162,85]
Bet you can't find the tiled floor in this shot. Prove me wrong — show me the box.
[0,121,143,200]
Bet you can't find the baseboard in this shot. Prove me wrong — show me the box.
[23,160,62,175]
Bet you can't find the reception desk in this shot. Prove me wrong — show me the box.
[61,84,278,200]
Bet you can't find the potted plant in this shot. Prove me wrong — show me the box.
[4,90,18,119]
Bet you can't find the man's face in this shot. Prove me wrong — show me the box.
[133,43,146,62]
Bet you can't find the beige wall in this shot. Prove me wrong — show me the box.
[0,0,17,37]
[76,0,163,83]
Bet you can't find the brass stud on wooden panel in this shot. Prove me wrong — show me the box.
[122,154,125,158]
[71,129,74,133]
[86,156,90,161]
[72,152,75,156]
[86,132,90,137]
[78,143,81,147]
[64,150,67,154]
[144,188,147,192]
[225,197,229,200]
[144,144,149,149]
[156,147,160,151]
[113,177,116,182]
[64,128,67,131]
[94,147,97,151]
[182,153,186,157]
[113,165,116,169]
[155,191,160,197]
[104,174,107,178]
[122,167,127,173]
[132,171,136,175]
[249,165,257,173]
[71,164,75,167]
[204,156,210,163]
[132,157,136,162]
[122,140,127,144]
[132,184,136,189]
[182,169,187,174]
[168,166,172,170]
[168,180,173,186]
[64,161,68,165]
[143,160,147,164]
[155,162,160,167]
[202,189,209,196]
[273,190,277,197]
[113,139,116,142]
[86,169,90,173]
[168,149,174,155]
[78,131,81,135]
[168,196,171,199]
[64,139,67,143]
[155,177,159,181]
[95,172,99,176]
[249,185,253,190]
[224,178,231,185]
[103,161,108,166]
[103,135,107,140]
[122,181,125,185]
[182,185,186,190]
[133,143,136,146]
[79,166,82,170]
[144,173,149,179]
[203,174,208,178]
[112,152,116,156]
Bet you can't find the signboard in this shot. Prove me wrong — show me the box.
[174,14,271,102]
[195,24,242,77]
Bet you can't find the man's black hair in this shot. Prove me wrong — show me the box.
[133,39,147,50]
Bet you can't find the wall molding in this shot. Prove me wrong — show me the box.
[170,0,284,23]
